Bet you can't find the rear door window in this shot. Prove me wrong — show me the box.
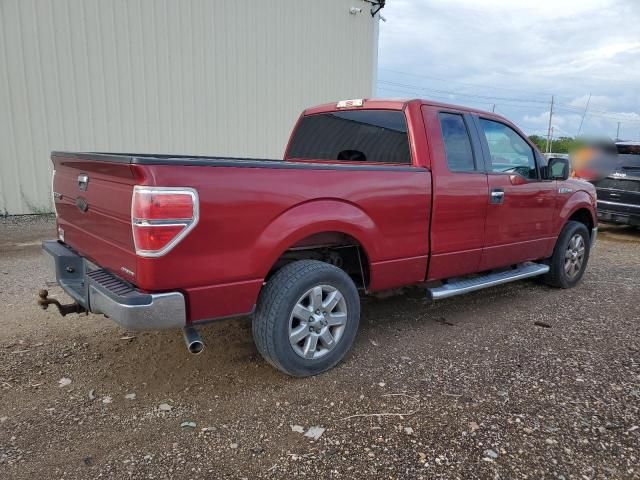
[287,110,411,164]
[438,113,476,171]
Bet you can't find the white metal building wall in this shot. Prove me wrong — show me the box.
[0,0,378,215]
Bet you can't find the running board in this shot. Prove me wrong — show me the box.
[427,262,550,300]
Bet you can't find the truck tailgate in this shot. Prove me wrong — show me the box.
[51,152,137,278]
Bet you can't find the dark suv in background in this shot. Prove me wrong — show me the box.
[591,142,640,227]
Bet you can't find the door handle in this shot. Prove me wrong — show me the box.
[490,188,505,204]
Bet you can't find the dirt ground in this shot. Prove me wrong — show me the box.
[1,215,639,479]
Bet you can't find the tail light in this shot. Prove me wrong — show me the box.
[131,186,199,257]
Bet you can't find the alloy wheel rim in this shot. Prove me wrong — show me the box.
[564,233,585,279]
[288,284,348,360]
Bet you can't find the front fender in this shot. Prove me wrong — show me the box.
[555,189,597,235]
[251,199,381,277]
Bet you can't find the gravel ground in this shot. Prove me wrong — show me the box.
[1,215,639,479]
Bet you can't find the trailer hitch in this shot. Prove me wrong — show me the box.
[37,289,87,316]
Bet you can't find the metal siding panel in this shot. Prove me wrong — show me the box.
[2,0,375,214]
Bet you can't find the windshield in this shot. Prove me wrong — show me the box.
[617,144,640,169]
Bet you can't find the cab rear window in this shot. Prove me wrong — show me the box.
[287,110,411,164]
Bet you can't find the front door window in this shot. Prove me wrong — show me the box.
[479,119,537,180]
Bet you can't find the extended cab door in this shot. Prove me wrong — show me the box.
[422,106,489,280]
[473,116,557,270]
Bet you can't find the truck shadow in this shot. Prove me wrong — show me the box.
[598,223,640,242]
[72,276,560,398]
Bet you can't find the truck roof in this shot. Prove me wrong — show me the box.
[304,98,509,122]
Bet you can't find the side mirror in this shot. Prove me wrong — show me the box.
[547,157,570,180]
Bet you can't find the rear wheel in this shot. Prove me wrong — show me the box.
[545,221,591,288]
[252,260,360,377]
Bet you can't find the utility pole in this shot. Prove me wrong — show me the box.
[492,104,496,112]
[545,95,554,154]
[577,93,591,137]
[550,126,554,153]
[616,122,620,141]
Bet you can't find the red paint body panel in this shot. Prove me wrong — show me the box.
[50,99,596,325]
[480,173,557,270]
[52,156,139,277]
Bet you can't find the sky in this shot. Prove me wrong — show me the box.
[376,0,640,141]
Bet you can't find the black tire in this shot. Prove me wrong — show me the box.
[252,260,360,377]
[544,221,591,288]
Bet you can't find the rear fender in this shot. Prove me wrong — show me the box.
[253,199,380,277]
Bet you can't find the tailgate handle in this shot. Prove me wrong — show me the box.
[78,174,89,191]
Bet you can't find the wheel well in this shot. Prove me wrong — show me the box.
[266,232,370,290]
[568,208,594,235]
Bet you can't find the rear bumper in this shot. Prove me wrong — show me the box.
[42,240,186,330]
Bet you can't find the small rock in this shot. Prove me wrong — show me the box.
[370,340,379,346]
[0,416,8,423]
[291,425,304,433]
[102,396,113,404]
[545,438,558,445]
[251,446,264,454]
[378,382,386,387]
[125,393,136,400]
[230,443,239,449]
[417,452,427,462]
[483,449,498,460]
[404,427,414,435]
[180,421,197,429]
[304,426,325,440]
[88,389,96,401]
[523,427,534,434]
[83,457,92,466]
[158,403,173,411]
[469,421,480,432]
[58,377,72,387]
[534,321,551,328]
[201,426,217,432]
[143,455,152,461]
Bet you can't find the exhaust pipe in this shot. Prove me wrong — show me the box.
[183,326,204,355]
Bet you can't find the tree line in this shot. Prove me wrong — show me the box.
[528,135,582,154]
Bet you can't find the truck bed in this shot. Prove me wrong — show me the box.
[53,151,418,171]
[51,151,431,323]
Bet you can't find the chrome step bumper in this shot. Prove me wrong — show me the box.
[42,240,185,330]
[427,262,550,300]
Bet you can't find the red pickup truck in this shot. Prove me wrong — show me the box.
[40,98,597,376]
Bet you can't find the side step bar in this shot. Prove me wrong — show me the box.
[427,262,550,300]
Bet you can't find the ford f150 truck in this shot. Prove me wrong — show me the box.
[40,98,597,376]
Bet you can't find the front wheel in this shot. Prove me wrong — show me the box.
[252,260,360,377]
[545,220,591,288]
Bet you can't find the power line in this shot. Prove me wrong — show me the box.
[577,93,591,136]
[378,80,549,105]
[379,68,554,97]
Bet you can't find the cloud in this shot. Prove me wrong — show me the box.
[377,0,640,140]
